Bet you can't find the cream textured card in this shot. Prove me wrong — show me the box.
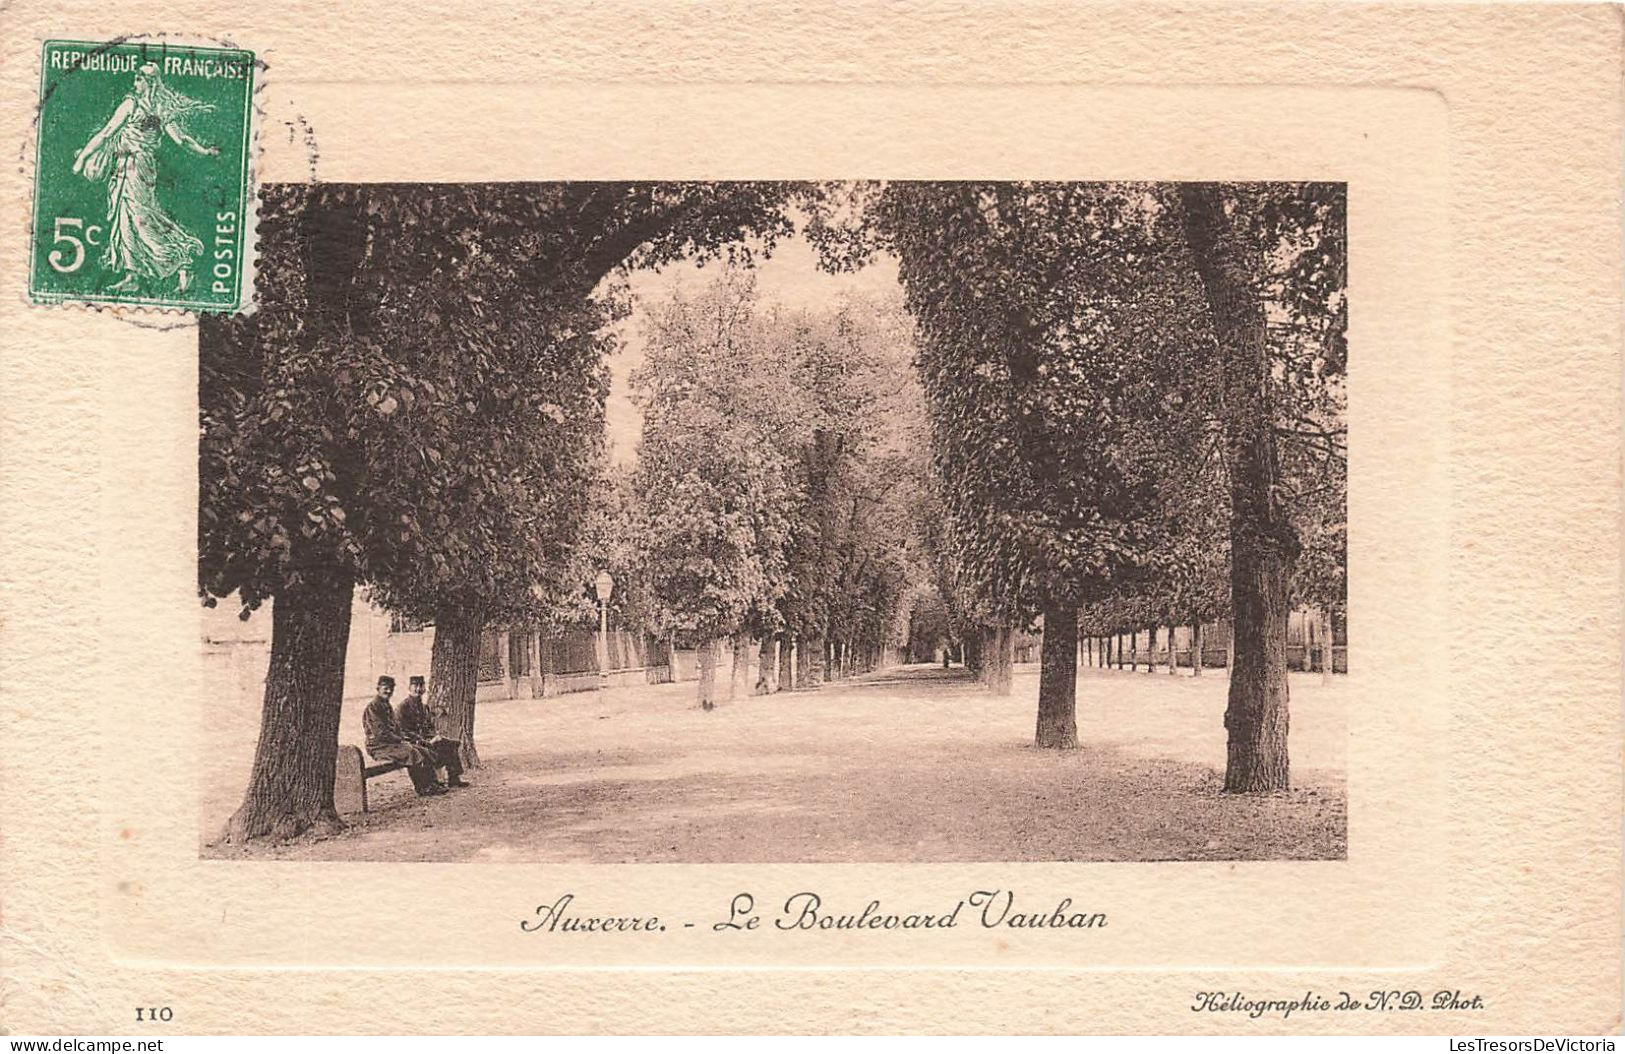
[0,1,1618,1036]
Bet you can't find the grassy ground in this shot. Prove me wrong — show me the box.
[201,661,1346,863]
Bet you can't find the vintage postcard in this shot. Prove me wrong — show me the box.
[0,1,1618,1038]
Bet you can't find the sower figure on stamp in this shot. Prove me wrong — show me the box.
[362,676,444,797]
[70,63,218,295]
[397,675,468,789]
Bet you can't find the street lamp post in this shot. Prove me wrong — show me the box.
[593,571,614,690]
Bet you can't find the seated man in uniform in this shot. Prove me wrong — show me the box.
[362,676,443,797]
[396,675,468,789]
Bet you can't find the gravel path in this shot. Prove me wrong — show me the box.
[202,662,1346,862]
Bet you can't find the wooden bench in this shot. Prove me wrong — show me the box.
[334,744,408,815]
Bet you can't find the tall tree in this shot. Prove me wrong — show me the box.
[626,275,795,708]
[201,182,800,841]
[1176,181,1348,790]
[814,182,1209,747]
[775,297,922,684]
[374,297,610,770]
[625,274,925,704]
[810,180,1344,776]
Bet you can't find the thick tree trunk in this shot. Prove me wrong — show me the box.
[656,636,675,684]
[730,635,751,700]
[778,633,796,690]
[527,630,542,697]
[1192,621,1204,677]
[800,635,821,687]
[1321,609,1334,685]
[429,604,482,771]
[756,635,778,694]
[501,630,518,699]
[1167,623,1178,674]
[988,624,1014,695]
[696,637,720,711]
[1035,605,1079,749]
[1334,609,1347,673]
[1223,554,1292,790]
[539,629,554,690]
[1181,181,1297,793]
[988,623,1001,691]
[224,575,354,843]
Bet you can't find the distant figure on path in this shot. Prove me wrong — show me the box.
[363,676,443,797]
[396,675,468,789]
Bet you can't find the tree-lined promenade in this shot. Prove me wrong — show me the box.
[200,181,1346,848]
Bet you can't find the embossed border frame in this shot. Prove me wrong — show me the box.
[0,1,1617,1036]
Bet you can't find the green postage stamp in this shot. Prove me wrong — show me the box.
[29,40,256,313]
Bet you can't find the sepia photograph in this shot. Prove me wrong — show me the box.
[197,180,1348,864]
[1,0,1618,1039]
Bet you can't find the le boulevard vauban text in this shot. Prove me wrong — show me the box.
[521,891,1107,935]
